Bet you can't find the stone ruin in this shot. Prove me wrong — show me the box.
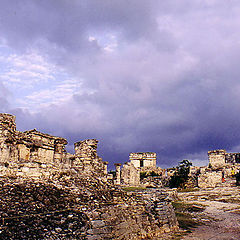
[196,149,240,188]
[0,113,180,238]
[74,139,108,177]
[113,152,165,187]
[0,113,165,187]
[0,113,107,179]
[130,152,157,169]
[116,162,140,186]
[208,149,240,168]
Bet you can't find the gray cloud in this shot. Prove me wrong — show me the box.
[0,82,11,111]
[2,1,240,168]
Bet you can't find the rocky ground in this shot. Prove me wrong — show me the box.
[0,172,178,240]
[0,173,116,239]
[176,179,240,240]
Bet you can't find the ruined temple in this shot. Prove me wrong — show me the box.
[0,113,107,178]
[112,152,165,186]
[208,149,240,168]
[195,149,240,188]
[129,152,157,169]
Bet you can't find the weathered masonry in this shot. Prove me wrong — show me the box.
[112,152,164,187]
[129,152,157,168]
[0,114,68,164]
[74,139,107,176]
[0,113,107,178]
[208,149,240,168]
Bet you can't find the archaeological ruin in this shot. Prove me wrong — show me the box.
[208,149,240,168]
[112,152,165,187]
[0,113,107,178]
[195,149,240,188]
[4,113,240,238]
[129,152,157,168]
[0,113,180,239]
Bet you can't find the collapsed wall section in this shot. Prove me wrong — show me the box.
[74,139,106,176]
[0,113,18,163]
[0,176,179,239]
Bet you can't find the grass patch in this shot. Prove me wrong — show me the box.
[172,201,205,213]
[175,212,199,231]
[218,198,240,204]
[172,201,205,232]
[177,188,199,193]
[122,186,146,192]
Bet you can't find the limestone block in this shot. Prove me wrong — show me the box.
[18,144,30,161]
[198,171,222,188]
[208,150,226,168]
[121,162,140,186]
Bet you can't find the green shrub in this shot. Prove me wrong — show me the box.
[169,160,192,188]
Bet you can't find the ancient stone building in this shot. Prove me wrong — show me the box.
[0,113,107,178]
[208,149,240,168]
[112,152,162,187]
[196,149,240,188]
[24,129,68,163]
[113,162,140,186]
[0,113,68,165]
[129,152,157,168]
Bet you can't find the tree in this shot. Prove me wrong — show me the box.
[169,159,192,188]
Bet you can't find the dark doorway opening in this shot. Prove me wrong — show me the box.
[140,159,144,167]
[236,154,240,163]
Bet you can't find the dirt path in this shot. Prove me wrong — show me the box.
[178,187,240,240]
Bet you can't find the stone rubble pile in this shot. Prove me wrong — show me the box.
[0,173,179,240]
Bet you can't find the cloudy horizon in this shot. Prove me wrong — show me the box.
[1,0,240,169]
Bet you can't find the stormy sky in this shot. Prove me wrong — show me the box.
[1,0,240,168]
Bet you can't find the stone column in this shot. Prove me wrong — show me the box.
[114,163,121,185]
[54,138,67,163]
[103,161,108,175]
[0,113,17,162]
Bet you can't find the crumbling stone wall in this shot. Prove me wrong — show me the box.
[0,113,18,163]
[74,139,106,176]
[0,113,68,165]
[208,149,240,168]
[24,129,68,163]
[198,170,222,188]
[120,162,140,186]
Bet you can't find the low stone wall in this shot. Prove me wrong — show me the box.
[140,176,163,188]
[0,161,72,179]
[198,171,222,188]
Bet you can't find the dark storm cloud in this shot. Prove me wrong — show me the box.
[2,1,240,168]
[0,0,157,51]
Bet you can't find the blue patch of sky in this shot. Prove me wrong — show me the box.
[0,45,83,110]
